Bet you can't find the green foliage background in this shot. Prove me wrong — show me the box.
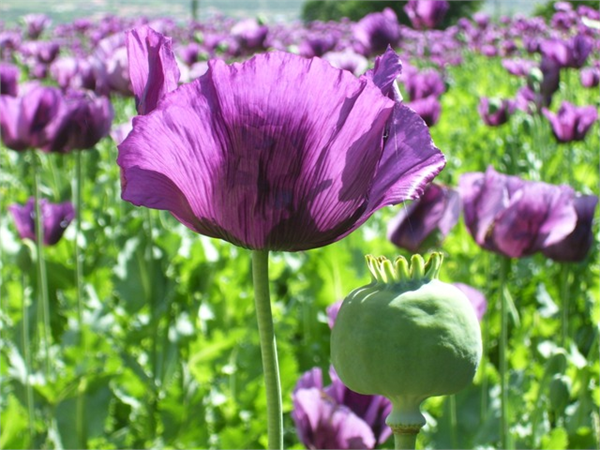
[301,0,484,28]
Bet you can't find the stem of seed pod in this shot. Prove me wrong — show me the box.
[251,250,283,450]
[387,398,426,450]
[31,151,52,378]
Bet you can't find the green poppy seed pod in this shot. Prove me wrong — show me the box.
[330,253,482,443]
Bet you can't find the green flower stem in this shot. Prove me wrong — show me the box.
[74,150,88,450]
[31,152,52,378]
[560,264,571,347]
[499,257,513,450]
[21,273,35,445]
[74,151,84,333]
[251,250,283,450]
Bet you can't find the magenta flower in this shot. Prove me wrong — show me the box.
[501,58,536,78]
[22,13,52,40]
[404,0,450,30]
[542,101,598,143]
[0,84,63,151]
[453,283,487,321]
[230,18,269,52]
[459,166,577,259]
[407,95,441,127]
[126,25,181,115]
[387,183,460,252]
[322,49,369,76]
[9,197,75,246]
[45,89,114,153]
[402,68,445,101]
[580,67,600,88]
[292,366,392,449]
[0,62,19,96]
[478,97,516,127]
[352,8,401,57]
[540,34,593,69]
[542,194,598,263]
[117,35,445,252]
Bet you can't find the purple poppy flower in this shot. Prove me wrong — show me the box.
[580,67,600,88]
[540,34,593,69]
[126,25,181,115]
[453,283,487,321]
[407,95,441,127]
[404,0,450,30]
[542,101,598,143]
[117,36,445,252]
[44,89,114,153]
[0,84,63,151]
[459,166,577,259]
[322,49,369,76]
[9,197,75,246]
[352,8,401,57]
[299,33,338,58]
[502,58,536,77]
[93,34,132,96]
[50,56,98,92]
[542,194,598,263]
[230,18,269,52]
[402,68,445,101]
[22,14,51,40]
[387,182,460,252]
[110,119,134,145]
[478,97,516,127]
[0,62,19,96]
[292,366,392,449]
[326,301,342,330]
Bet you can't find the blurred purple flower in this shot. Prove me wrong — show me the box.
[352,8,401,57]
[580,67,600,88]
[117,38,445,251]
[9,197,75,246]
[22,14,51,40]
[542,194,598,263]
[540,34,593,69]
[230,18,269,52]
[0,84,63,151]
[478,97,516,127]
[459,166,577,259]
[452,282,487,321]
[50,56,98,92]
[326,301,342,330]
[292,366,392,450]
[407,95,441,127]
[110,119,134,145]
[322,49,369,76]
[299,33,338,58]
[45,89,114,153]
[404,0,450,30]
[126,25,181,115]
[402,68,445,101]
[387,182,460,252]
[0,62,19,96]
[542,101,598,143]
[502,58,536,77]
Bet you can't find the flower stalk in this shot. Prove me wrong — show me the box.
[31,152,52,378]
[251,250,283,450]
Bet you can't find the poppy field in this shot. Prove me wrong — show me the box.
[0,2,599,449]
